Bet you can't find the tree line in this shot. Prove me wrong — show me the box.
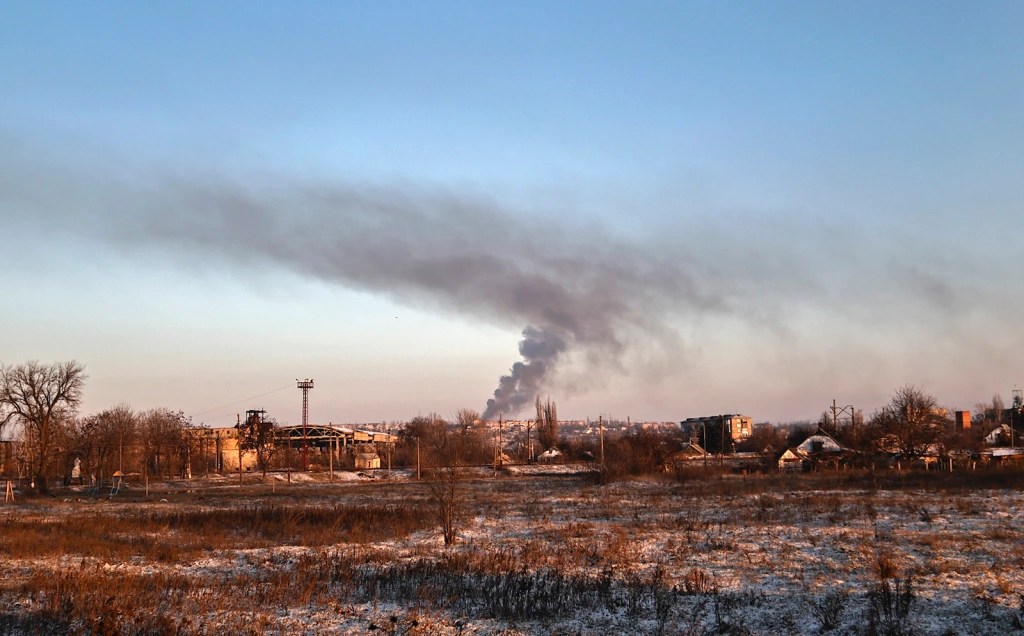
[0,361,194,493]
[3,360,1020,493]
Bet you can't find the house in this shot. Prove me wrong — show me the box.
[777,448,809,471]
[795,430,843,454]
[537,448,562,463]
[664,442,709,472]
[674,442,708,460]
[984,424,1018,446]
[779,429,845,471]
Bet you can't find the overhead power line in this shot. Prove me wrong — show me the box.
[190,383,293,419]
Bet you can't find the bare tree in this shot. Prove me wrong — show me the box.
[416,420,470,546]
[535,396,558,450]
[454,408,491,464]
[397,413,448,467]
[456,408,479,431]
[397,412,490,468]
[139,408,190,479]
[425,462,461,546]
[0,360,86,493]
[868,385,949,460]
[66,404,138,483]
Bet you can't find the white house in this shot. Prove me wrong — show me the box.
[796,430,843,454]
[777,448,809,471]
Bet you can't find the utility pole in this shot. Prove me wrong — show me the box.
[525,417,533,463]
[703,421,708,472]
[297,379,314,470]
[720,415,726,458]
[237,413,243,488]
[498,414,503,467]
[599,415,605,467]
[830,400,856,437]
[1011,389,1022,448]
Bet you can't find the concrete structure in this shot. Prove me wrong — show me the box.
[679,411,753,442]
[353,445,382,470]
[195,427,258,473]
[195,424,397,474]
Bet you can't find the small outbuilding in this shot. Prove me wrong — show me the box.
[353,445,381,470]
[777,448,809,471]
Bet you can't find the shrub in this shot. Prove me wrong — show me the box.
[809,589,849,631]
[681,568,717,596]
[867,577,915,636]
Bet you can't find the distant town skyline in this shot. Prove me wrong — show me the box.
[2,2,1022,426]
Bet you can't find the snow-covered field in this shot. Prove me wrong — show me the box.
[1,471,1022,634]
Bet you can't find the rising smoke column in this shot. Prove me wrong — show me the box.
[0,142,739,420]
[3,138,1016,421]
[482,325,567,420]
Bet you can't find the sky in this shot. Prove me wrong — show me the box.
[1,1,1023,428]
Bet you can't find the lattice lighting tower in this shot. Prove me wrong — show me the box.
[297,379,314,468]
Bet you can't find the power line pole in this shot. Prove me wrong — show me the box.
[525,416,533,463]
[297,379,314,470]
[237,413,243,487]
[830,400,855,437]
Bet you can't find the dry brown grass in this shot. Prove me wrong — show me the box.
[2,469,1024,634]
[0,501,433,562]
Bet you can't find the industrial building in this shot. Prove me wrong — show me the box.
[194,423,397,474]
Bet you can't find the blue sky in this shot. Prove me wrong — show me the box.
[2,1,1022,426]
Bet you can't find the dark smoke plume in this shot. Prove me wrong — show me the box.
[3,137,1015,421]
[0,143,815,417]
[483,325,567,420]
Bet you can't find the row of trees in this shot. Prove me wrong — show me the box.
[809,385,1014,461]
[1,360,195,493]
[390,396,562,471]
[4,359,1017,495]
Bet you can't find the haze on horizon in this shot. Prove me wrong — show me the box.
[1,2,1022,428]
